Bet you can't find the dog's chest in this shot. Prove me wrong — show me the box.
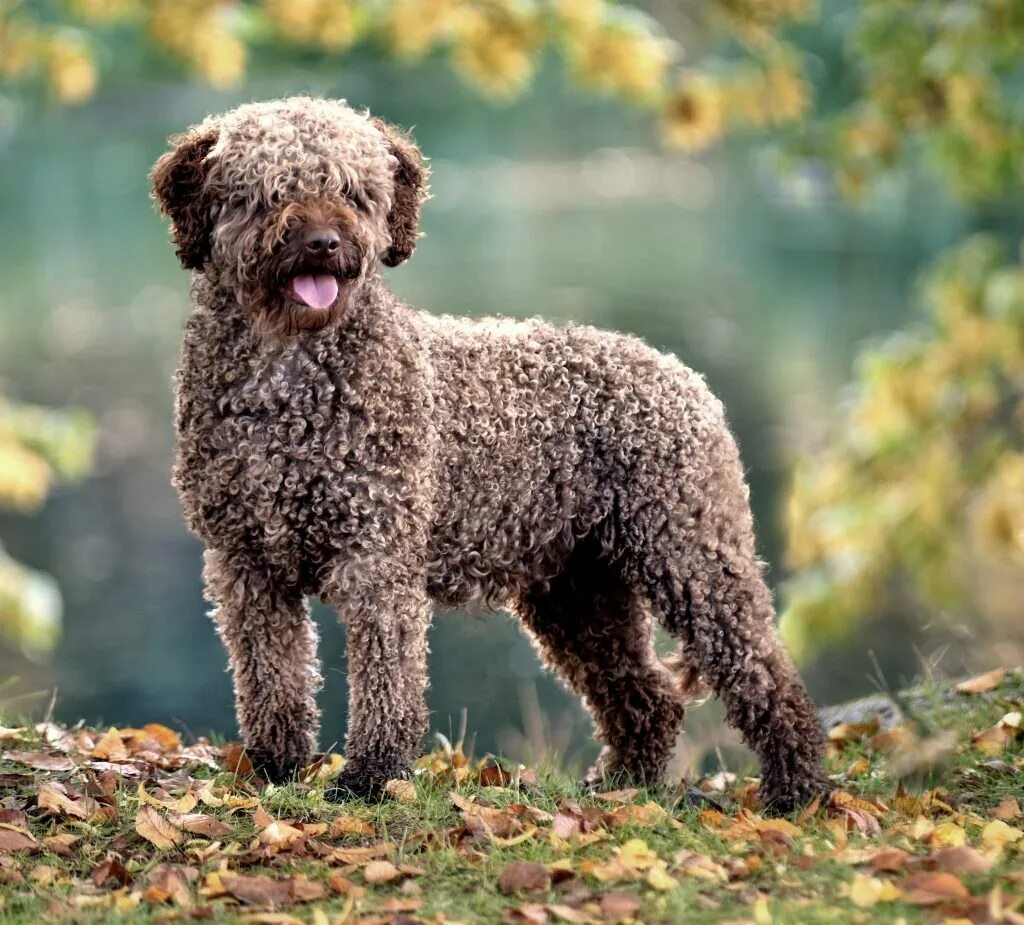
[176,344,373,568]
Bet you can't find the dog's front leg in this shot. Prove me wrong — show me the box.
[323,559,431,801]
[203,549,322,782]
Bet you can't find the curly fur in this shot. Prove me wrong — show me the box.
[153,97,828,809]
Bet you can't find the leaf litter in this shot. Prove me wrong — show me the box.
[0,671,1023,922]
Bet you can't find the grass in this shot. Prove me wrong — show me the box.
[1,669,1023,923]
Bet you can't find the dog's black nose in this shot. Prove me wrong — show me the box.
[303,226,342,256]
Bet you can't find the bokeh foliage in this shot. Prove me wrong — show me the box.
[0,0,811,147]
[0,400,94,654]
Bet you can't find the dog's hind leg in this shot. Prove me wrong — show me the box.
[633,431,829,812]
[514,539,687,787]
[203,549,322,782]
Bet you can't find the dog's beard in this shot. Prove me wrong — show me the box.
[246,236,364,336]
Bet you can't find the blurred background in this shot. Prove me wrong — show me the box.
[1,0,1022,775]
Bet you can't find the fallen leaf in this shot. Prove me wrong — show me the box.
[363,860,401,884]
[385,779,417,804]
[930,846,993,875]
[1,750,75,772]
[992,797,1020,821]
[0,825,37,853]
[170,812,233,838]
[981,819,1022,847]
[508,903,549,924]
[145,862,195,905]
[901,872,970,905]
[37,782,98,821]
[850,874,900,907]
[220,872,323,907]
[598,891,642,922]
[646,864,677,891]
[223,744,255,778]
[499,861,550,894]
[41,833,79,857]
[929,822,967,848]
[328,873,365,898]
[92,727,129,761]
[593,788,641,804]
[135,805,184,850]
[138,782,197,814]
[329,815,375,838]
[91,855,131,887]
[953,668,1006,695]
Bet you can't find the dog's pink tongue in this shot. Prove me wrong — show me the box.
[291,274,338,309]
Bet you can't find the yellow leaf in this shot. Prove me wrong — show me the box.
[135,805,184,850]
[929,822,967,848]
[850,874,884,908]
[92,727,128,761]
[491,825,538,847]
[646,864,677,891]
[753,894,772,925]
[138,782,197,814]
[385,779,418,804]
[618,838,659,870]
[981,820,1023,847]
[953,668,1005,694]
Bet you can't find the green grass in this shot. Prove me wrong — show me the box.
[1,671,1024,923]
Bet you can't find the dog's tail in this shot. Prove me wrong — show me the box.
[660,649,713,706]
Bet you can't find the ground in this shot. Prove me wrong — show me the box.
[1,669,1023,924]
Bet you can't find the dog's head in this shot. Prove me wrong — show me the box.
[151,97,428,335]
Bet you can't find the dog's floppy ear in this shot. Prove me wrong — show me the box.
[372,118,429,267]
[150,128,219,271]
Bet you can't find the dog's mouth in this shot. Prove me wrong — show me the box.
[285,273,340,310]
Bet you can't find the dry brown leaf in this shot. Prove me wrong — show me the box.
[953,668,1006,695]
[385,778,417,804]
[508,903,549,924]
[223,743,255,777]
[363,860,401,884]
[92,727,129,761]
[37,782,98,821]
[135,805,184,850]
[867,847,913,872]
[326,843,390,864]
[2,750,75,772]
[220,872,324,907]
[553,811,581,840]
[139,723,182,751]
[546,903,591,923]
[499,861,551,894]
[593,788,641,804]
[329,815,376,838]
[145,862,195,905]
[328,873,365,898]
[170,812,233,838]
[0,825,37,853]
[599,891,643,922]
[992,797,1020,821]
[930,846,993,875]
[41,833,79,857]
[92,855,131,888]
[901,871,970,905]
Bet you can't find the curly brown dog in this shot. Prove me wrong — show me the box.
[151,97,827,811]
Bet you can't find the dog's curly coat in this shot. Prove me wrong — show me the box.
[152,97,827,810]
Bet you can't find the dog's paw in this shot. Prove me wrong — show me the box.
[246,747,308,786]
[759,774,832,816]
[324,760,409,803]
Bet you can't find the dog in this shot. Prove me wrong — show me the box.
[151,97,827,810]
